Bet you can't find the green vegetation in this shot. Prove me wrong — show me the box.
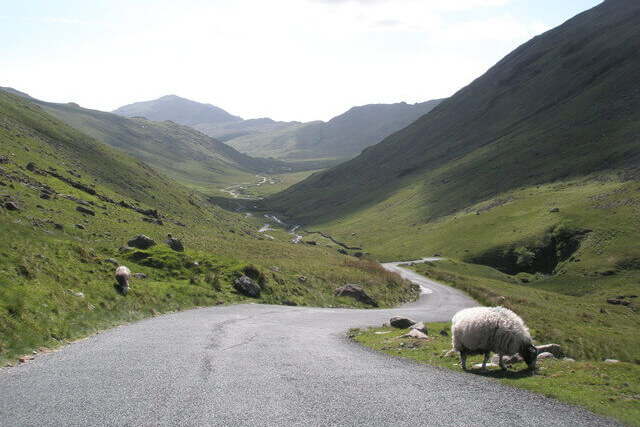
[0,90,418,365]
[352,324,640,426]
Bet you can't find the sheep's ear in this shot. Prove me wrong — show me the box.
[529,346,538,354]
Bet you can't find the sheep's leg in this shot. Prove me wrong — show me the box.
[498,354,506,370]
[481,352,490,372]
[460,353,468,370]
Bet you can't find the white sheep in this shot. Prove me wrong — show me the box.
[115,266,131,295]
[451,306,538,372]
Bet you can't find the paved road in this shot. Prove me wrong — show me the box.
[0,262,621,426]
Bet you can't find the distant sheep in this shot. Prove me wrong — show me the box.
[115,266,131,295]
[451,306,538,372]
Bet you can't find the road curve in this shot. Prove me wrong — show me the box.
[0,262,620,426]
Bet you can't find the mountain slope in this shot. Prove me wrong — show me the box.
[226,100,443,161]
[113,94,242,126]
[268,0,640,222]
[32,99,300,192]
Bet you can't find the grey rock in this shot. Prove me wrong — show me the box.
[75,224,85,230]
[298,276,307,283]
[119,246,134,252]
[133,273,147,279]
[536,344,562,358]
[234,275,261,298]
[537,352,556,360]
[53,223,63,230]
[337,249,347,255]
[105,258,118,266]
[5,201,20,211]
[491,354,523,365]
[604,359,619,364]
[165,236,184,252]
[334,284,377,307]
[269,266,280,272]
[0,155,8,164]
[402,329,428,339]
[390,316,416,328]
[409,322,428,334]
[473,362,499,369]
[66,289,84,298]
[563,357,575,362]
[76,206,95,216]
[550,207,560,213]
[128,235,155,249]
[26,162,36,171]
[353,252,363,258]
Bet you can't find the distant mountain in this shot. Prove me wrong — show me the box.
[113,94,242,126]
[268,0,640,223]
[225,100,443,161]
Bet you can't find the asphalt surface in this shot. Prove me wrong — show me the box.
[0,260,622,426]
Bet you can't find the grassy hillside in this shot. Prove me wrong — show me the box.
[263,0,640,364]
[227,100,443,161]
[0,90,418,365]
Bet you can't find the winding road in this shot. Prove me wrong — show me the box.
[0,261,620,426]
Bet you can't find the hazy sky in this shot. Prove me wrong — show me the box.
[2,0,601,122]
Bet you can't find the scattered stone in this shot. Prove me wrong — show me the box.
[119,245,134,252]
[26,162,36,171]
[67,289,84,298]
[402,329,428,339]
[4,201,20,211]
[105,258,118,265]
[40,192,51,200]
[164,235,184,252]
[604,359,619,364]
[389,316,416,328]
[563,357,575,362]
[18,356,29,363]
[353,252,363,258]
[0,155,8,164]
[269,266,280,272]
[233,275,261,298]
[473,362,499,369]
[132,273,147,279]
[537,352,556,360]
[439,329,449,337]
[600,270,616,276]
[75,224,85,230]
[297,276,307,283]
[491,354,522,365]
[337,249,348,255]
[304,241,317,246]
[536,344,563,358]
[607,298,630,306]
[193,261,199,267]
[53,223,63,230]
[409,322,427,334]
[374,331,391,335]
[127,234,155,249]
[283,300,297,306]
[550,207,560,213]
[76,206,95,216]
[433,252,441,257]
[334,284,377,307]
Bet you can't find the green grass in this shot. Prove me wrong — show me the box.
[0,90,419,365]
[352,324,640,426]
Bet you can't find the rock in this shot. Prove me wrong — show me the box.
[0,155,8,164]
[297,276,307,283]
[75,224,85,230]
[550,207,560,213]
[40,192,51,200]
[269,266,280,272]
[4,201,20,211]
[53,223,63,230]
[374,331,391,335]
[76,205,95,216]
[26,162,36,171]
[233,275,261,298]
[18,356,29,363]
[433,252,441,257]
[607,298,629,306]
[402,329,428,339]
[537,352,556,360]
[304,241,317,245]
[473,362,499,369]
[409,322,427,334]
[127,235,155,249]
[389,316,417,328]
[536,344,562,358]
[563,357,575,362]
[67,289,84,298]
[132,273,147,279]
[164,236,184,252]
[337,249,348,255]
[604,359,619,364]
[105,258,118,265]
[283,300,297,306]
[353,252,363,258]
[491,354,522,365]
[334,284,377,307]
[119,245,134,252]
[439,329,449,337]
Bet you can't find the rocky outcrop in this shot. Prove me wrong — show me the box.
[76,206,95,216]
[333,284,377,307]
[132,273,147,279]
[390,316,416,328]
[127,235,155,249]
[234,275,261,298]
[164,234,184,252]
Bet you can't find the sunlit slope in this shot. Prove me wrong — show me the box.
[267,0,640,222]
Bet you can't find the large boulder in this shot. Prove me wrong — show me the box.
[334,284,377,307]
[164,236,184,252]
[390,316,416,328]
[234,275,261,298]
[409,322,428,334]
[127,235,155,249]
[402,329,428,339]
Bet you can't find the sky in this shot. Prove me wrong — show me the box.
[2,0,602,122]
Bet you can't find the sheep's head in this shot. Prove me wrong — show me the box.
[521,344,538,370]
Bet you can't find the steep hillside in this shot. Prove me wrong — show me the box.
[268,0,640,222]
[31,99,301,192]
[227,100,443,161]
[194,117,301,143]
[0,90,417,364]
[113,94,242,126]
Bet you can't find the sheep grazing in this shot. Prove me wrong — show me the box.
[451,306,538,372]
[115,266,131,295]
